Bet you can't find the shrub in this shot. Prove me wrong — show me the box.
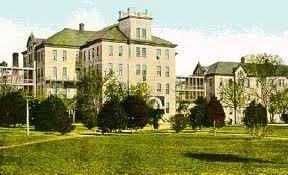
[208,96,225,129]
[122,95,150,130]
[244,100,268,137]
[33,96,74,134]
[170,114,188,133]
[281,114,288,124]
[148,108,163,129]
[97,100,127,134]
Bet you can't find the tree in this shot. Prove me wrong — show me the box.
[148,108,163,129]
[243,100,268,137]
[33,96,74,134]
[207,96,225,134]
[0,90,26,127]
[97,99,127,134]
[122,95,150,130]
[177,100,190,116]
[220,73,246,124]
[188,97,209,130]
[76,71,107,129]
[281,114,288,124]
[269,88,288,123]
[170,114,188,133]
[244,54,284,114]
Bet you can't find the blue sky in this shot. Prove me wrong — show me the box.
[1,0,288,75]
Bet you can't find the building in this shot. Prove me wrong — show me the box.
[176,63,206,108]
[0,53,36,94]
[176,59,288,124]
[22,8,177,118]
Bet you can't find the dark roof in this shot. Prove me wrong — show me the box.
[44,28,95,47]
[206,62,240,76]
[36,24,176,48]
[86,24,128,43]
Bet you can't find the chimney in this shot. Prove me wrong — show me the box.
[240,57,245,64]
[79,23,84,32]
[12,52,19,67]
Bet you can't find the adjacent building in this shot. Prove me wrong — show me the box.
[176,59,288,124]
[22,8,177,118]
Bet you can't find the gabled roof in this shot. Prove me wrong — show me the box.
[192,62,208,76]
[206,62,240,76]
[86,24,128,43]
[44,28,95,47]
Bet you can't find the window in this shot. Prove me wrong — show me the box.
[209,79,212,86]
[157,66,161,77]
[165,49,169,59]
[96,46,100,56]
[142,48,147,57]
[166,102,170,113]
[136,64,141,75]
[142,65,147,76]
[220,78,223,86]
[136,47,141,57]
[245,79,250,88]
[88,49,91,60]
[157,83,161,92]
[83,51,86,61]
[109,46,113,56]
[119,46,123,56]
[165,83,170,94]
[136,28,141,39]
[92,48,95,58]
[142,28,147,39]
[53,67,57,79]
[63,50,67,61]
[53,50,57,61]
[108,63,113,72]
[156,49,161,60]
[118,64,123,76]
[165,66,170,77]
[63,67,67,79]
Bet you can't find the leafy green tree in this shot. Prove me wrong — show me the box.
[33,96,74,134]
[177,100,190,116]
[244,100,268,137]
[170,114,188,133]
[77,71,107,129]
[281,114,288,123]
[0,90,26,127]
[188,97,209,130]
[97,99,127,134]
[207,96,225,134]
[148,108,163,129]
[122,95,150,130]
[269,88,288,123]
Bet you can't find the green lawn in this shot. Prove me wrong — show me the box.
[1,126,288,175]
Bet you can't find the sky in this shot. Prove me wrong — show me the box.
[1,0,288,75]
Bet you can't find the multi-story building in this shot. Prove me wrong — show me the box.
[22,8,177,118]
[176,59,288,124]
[176,63,206,108]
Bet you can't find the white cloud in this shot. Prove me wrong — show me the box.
[153,27,288,75]
[0,18,55,64]
[65,2,107,31]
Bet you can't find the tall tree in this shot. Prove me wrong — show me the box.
[207,96,225,134]
[244,100,267,137]
[244,54,284,112]
[269,88,288,122]
[76,71,108,129]
[220,73,246,124]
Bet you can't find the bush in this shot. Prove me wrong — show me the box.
[244,100,268,137]
[0,91,26,127]
[148,108,163,129]
[122,95,150,130]
[207,96,225,129]
[33,96,74,134]
[281,114,288,124]
[97,100,127,134]
[170,114,188,133]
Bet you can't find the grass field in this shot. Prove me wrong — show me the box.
[1,125,288,174]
